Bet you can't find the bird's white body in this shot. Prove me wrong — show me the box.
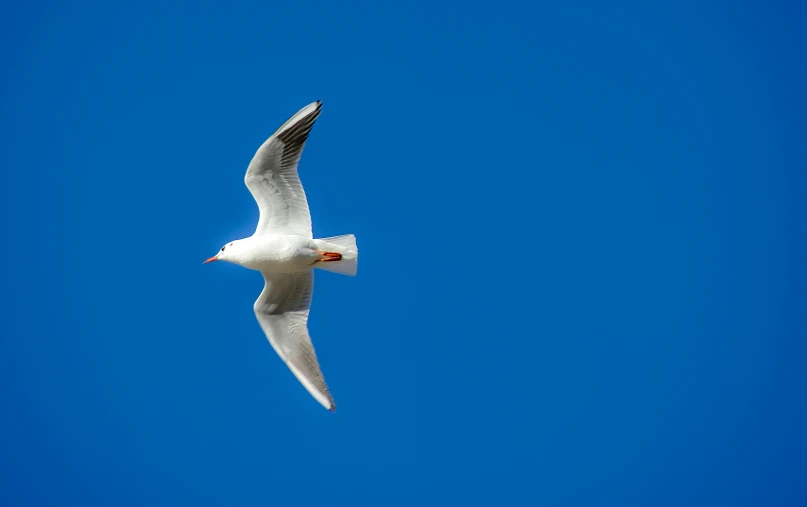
[222,235,317,272]
[220,235,358,274]
[244,235,319,273]
[204,101,357,411]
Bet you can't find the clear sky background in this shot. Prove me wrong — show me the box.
[1,1,805,505]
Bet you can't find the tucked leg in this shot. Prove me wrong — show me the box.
[314,250,343,262]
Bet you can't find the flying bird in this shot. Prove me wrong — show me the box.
[204,101,357,412]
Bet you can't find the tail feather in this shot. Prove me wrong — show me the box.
[314,234,358,276]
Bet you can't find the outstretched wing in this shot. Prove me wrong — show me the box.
[253,270,335,411]
[244,101,322,238]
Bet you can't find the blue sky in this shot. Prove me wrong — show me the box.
[1,1,805,505]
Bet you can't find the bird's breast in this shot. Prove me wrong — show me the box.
[249,235,318,272]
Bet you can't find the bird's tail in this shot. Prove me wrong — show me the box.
[314,234,358,276]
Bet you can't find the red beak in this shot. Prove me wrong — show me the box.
[202,255,218,264]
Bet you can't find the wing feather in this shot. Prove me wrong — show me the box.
[253,271,335,411]
[244,101,322,238]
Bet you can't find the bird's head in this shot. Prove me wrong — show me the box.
[203,241,237,264]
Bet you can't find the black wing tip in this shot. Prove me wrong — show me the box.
[304,100,322,119]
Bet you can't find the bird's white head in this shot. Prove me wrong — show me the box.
[203,240,241,265]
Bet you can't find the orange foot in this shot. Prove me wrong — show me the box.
[315,250,342,262]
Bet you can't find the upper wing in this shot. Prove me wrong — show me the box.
[244,101,322,238]
[253,270,335,411]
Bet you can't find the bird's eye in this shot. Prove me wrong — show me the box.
[221,246,226,252]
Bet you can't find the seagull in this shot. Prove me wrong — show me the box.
[204,101,357,412]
